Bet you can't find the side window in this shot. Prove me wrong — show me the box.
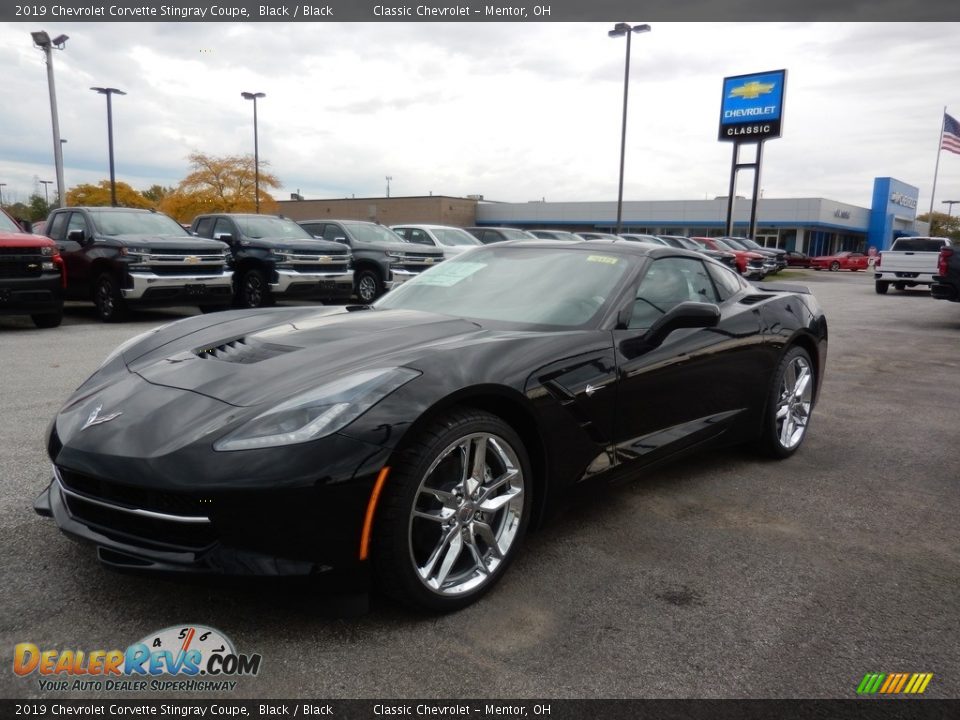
[66,212,89,240]
[482,231,499,244]
[629,257,715,330]
[322,224,348,243]
[705,262,745,302]
[392,227,410,240]
[47,212,68,242]
[300,222,322,237]
[407,229,433,246]
[212,218,234,240]
[193,217,214,238]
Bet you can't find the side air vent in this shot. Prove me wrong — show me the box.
[195,336,297,364]
[739,294,775,306]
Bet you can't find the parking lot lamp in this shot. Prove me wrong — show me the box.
[608,22,650,234]
[942,200,960,218]
[0,183,6,207]
[90,87,126,207]
[32,31,68,209]
[241,92,266,213]
[40,180,53,206]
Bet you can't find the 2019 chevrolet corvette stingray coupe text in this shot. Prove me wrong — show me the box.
[35,241,827,611]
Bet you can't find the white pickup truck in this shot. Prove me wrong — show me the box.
[875,236,956,294]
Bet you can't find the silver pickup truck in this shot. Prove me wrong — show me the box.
[875,237,955,294]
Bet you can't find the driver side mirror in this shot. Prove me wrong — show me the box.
[214,233,234,244]
[621,301,720,356]
[67,229,86,243]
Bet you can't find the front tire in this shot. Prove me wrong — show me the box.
[373,409,531,612]
[829,261,841,271]
[235,268,271,308]
[756,346,815,459]
[94,273,128,323]
[355,269,383,303]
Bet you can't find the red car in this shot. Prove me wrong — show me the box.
[689,236,767,277]
[809,251,869,271]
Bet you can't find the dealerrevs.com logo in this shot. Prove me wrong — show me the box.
[14,625,262,692]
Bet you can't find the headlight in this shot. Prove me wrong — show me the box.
[97,323,175,370]
[41,246,58,256]
[272,249,296,260]
[121,246,151,263]
[214,367,420,451]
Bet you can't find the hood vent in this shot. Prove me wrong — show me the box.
[739,294,775,306]
[195,336,297,364]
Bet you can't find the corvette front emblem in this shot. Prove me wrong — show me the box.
[81,404,123,431]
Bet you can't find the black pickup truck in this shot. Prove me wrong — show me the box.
[44,207,233,322]
[298,219,444,302]
[190,214,354,308]
[931,245,960,303]
[0,208,64,328]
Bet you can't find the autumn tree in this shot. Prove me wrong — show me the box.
[67,181,152,209]
[142,184,175,204]
[159,152,280,223]
[917,211,960,240]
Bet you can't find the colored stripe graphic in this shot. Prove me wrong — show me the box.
[857,672,932,695]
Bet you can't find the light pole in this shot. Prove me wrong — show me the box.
[942,200,960,218]
[0,183,6,207]
[241,91,266,213]
[386,176,392,198]
[40,180,53,206]
[91,87,126,207]
[31,31,68,209]
[608,22,650,235]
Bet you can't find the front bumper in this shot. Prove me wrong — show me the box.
[0,273,63,315]
[124,271,234,302]
[271,269,354,298]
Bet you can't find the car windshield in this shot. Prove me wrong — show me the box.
[344,222,408,244]
[498,228,534,241]
[89,210,186,236]
[376,246,634,328]
[0,211,23,234]
[432,228,481,246]
[719,237,749,250]
[710,238,738,251]
[235,216,313,239]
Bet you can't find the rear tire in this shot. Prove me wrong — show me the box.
[94,273,128,323]
[875,281,889,294]
[829,261,841,271]
[756,346,815,459]
[373,409,531,612]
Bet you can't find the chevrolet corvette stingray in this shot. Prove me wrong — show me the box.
[35,241,827,611]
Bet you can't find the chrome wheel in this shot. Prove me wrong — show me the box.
[357,271,379,302]
[775,355,813,450]
[408,432,524,597]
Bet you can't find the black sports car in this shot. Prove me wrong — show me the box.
[35,241,827,611]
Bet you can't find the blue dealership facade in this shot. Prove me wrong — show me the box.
[474,176,924,255]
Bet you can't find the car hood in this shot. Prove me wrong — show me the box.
[250,237,348,253]
[0,231,55,247]
[374,241,444,255]
[124,307,484,407]
[110,235,227,250]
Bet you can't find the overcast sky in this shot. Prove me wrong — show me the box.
[2,21,960,213]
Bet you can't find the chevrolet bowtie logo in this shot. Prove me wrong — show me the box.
[81,403,123,431]
[729,81,775,100]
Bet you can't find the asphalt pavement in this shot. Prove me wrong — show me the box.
[1,270,958,699]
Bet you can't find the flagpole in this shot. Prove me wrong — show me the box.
[928,106,946,223]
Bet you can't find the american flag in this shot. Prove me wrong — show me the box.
[943,112,960,155]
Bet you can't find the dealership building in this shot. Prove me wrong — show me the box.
[278,176,925,255]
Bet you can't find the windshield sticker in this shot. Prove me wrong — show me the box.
[415,262,486,287]
[587,255,619,265]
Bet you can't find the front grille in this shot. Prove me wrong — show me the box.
[58,467,207,516]
[149,247,224,256]
[147,265,225,276]
[291,264,350,274]
[56,467,217,552]
[0,262,43,278]
[0,247,43,256]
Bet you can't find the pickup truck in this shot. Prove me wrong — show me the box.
[190,213,354,308]
[45,207,233,322]
[0,208,64,328]
[298,219,444,302]
[931,245,960,303]
[875,236,955,294]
